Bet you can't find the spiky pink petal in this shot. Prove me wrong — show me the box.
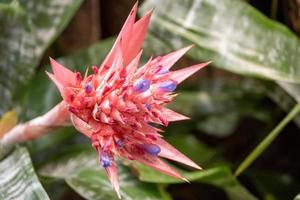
[170,62,211,83]
[157,138,202,170]
[50,57,76,87]
[155,45,193,70]
[122,9,152,66]
[106,164,121,199]
[100,2,138,69]
[161,107,190,122]
[132,151,186,181]
[70,114,93,137]
[46,72,70,102]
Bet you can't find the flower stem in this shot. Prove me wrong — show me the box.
[0,101,70,159]
[235,103,300,176]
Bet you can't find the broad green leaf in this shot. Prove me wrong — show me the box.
[0,147,49,200]
[295,193,300,200]
[66,167,165,200]
[141,0,300,83]
[40,145,168,200]
[0,0,83,115]
[132,163,257,200]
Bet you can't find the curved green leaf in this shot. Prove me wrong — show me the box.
[0,0,83,115]
[40,145,168,200]
[132,163,257,200]
[141,0,300,83]
[0,147,49,200]
[66,167,165,200]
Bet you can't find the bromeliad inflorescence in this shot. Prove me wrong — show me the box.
[47,2,209,198]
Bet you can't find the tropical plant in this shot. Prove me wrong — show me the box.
[1,0,300,200]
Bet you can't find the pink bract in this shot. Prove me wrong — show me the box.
[47,2,209,198]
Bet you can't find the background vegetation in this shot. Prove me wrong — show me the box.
[1,0,300,199]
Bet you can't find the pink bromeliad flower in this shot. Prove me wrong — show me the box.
[47,3,209,198]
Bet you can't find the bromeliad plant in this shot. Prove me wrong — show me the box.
[47,3,208,197]
[1,2,208,198]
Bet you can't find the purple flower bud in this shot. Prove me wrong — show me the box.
[116,139,124,148]
[133,79,151,92]
[85,83,93,94]
[100,153,112,168]
[159,80,177,92]
[142,144,161,156]
[145,104,152,111]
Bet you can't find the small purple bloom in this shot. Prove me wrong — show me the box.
[142,144,161,156]
[145,104,152,111]
[85,83,93,94]
[116,139,124,148]
[159,80,177,92]
[100,153,112,168]
[133,79,151,92]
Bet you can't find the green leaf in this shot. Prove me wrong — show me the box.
[294,193,300,200]
[0,147,49,200]
[40,145,168,200]
[66,167,165,200]
[0,0,83,115]
[141,0,300,83]
[132,163,257,200]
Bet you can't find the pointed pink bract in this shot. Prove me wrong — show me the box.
[155,45,193,70]
[50,57,75,87]
[157,138,202,170]
[122,9,152,66]
[170,62,211,83]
